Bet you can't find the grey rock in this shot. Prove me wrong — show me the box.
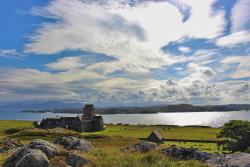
[3,148,49,167]
[161,146,250,167]
[28,139,59,159]
[206,152,250,167]
[121,141,159,152]
[55,136,93,152]
[161,147,212,161]
[55,136,79,147]
[66,153,91,167]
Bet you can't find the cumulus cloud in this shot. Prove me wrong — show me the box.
[1,0,250,106]
[24,0,226,75]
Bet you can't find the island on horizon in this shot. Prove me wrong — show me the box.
[22,103,250,114]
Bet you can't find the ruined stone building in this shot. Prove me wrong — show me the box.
[147,129,164,143]
[35,104,104,132]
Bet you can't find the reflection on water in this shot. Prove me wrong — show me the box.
[1,110,250,127]
[102,111,250,127]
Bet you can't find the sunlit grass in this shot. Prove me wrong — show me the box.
[0,120,222,166]
[79,148,207,167]
[92,124,222,141]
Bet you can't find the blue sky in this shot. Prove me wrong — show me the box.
[0,0,249,109]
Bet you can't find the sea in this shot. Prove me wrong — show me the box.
[1,110,250,127]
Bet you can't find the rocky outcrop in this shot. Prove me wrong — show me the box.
[121,141,159,152]
[3,139,94,167]
[3,148,49,167]
[66,153,91,167]
[28,139,60,159]
[206,152,250,167]
[0,140,24,153]
[161,147,212,161]
[55,136,93,152]
[161,147,250,167]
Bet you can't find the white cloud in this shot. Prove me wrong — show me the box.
[221,55,250,78]
[25,0,225,76]
[0,67,104,85]
[217,31,250,47]
[2,0,250,105]
[0,49,20,58]
[178,46,190,53]
[46,56,83,70]
[1,64,249,104]
[231,0,250,33]
[216,0,250,47]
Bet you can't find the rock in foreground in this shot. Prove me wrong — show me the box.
[55,136,93,152]
[121,141,159,152]
[206,152,250,167]
[161,147,250,167]
[28,139,59,159]
[161,147,212,161]
[66,153,92,167]
[3,148,49,167]
[0,140,23,153]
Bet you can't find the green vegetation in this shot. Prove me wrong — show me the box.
[95,125,221,141]
[218,120,250,152]
[80,149,206,167]
[0,120,224,166]
[162,142,220,153]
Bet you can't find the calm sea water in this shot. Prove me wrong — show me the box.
[1,110,250,127]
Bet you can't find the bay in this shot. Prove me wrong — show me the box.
[1,110,250,127]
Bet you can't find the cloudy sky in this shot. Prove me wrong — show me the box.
[0,0,249,109]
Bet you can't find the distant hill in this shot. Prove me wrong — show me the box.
[22,104,250,114]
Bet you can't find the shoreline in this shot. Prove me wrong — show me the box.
[0,120,216,128]
[22,109,250,115]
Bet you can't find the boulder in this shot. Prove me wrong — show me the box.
[66,153,91,167]
[161,147,212,161]
[121,141,159,152]
[55,136,78,148]
[206,152,250,167]
[0,140,23,153]
[55,136,93,152]
[28,139,59,159]
[3,148,49,167]
[161,146,250,167]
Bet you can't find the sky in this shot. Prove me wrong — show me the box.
[0,0,249,109]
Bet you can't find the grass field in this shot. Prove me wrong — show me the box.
[0,120,223,166]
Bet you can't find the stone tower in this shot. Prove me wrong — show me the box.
[83,104,95,120]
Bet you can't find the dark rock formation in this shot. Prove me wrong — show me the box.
[66,153,91,167]
[161,147,212,161]
[28,139,60,159]
[161,147,250,167]
[55,136,93,152]
[3,148,49,167]
[121,141,159,152]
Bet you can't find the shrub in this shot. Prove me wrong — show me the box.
[217,120,250,152]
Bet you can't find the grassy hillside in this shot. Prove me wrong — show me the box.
[0,120,223,166]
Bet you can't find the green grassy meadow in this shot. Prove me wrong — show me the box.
[0,120,223,166]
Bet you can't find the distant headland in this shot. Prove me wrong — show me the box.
[22,104,250,114]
